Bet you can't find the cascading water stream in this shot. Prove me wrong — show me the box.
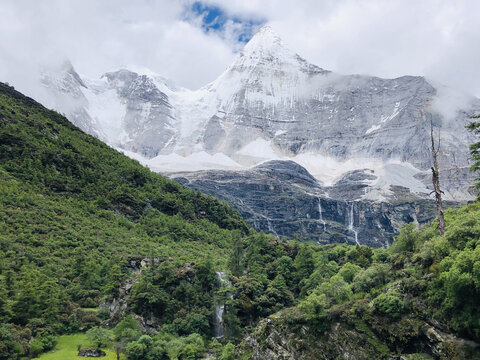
[267,219,278,237]
[214,272,232,339]
[347,201,360,245]
[214,303,225,339]
[261,214,278,237]
[318,198,327,232]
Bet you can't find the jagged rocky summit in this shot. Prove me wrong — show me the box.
[38,26,480,246]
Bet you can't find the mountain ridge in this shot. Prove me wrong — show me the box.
[36,26,480,243]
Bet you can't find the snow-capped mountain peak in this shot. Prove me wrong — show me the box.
[205,26,330,121]
[226,25,327,76]
[37,27,480,203]
[31,26,480,247]
[242,25,284,56]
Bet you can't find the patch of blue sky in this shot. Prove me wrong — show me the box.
[187,1,266,44]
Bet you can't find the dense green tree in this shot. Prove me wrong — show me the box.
[228,240,244,276]
[193,256,216,293]
[221,342,236,360]
[0,324,22,360]
[390,223,418,253]
[352,263,390,293]
[113,315,141,341]
[294,245,315,280]
[86,326,113,349]
[337,262,361,283]
[175,313,210,336]
[298,293,328,324]
[0,276,11,322]
[113,315,141,359]
[275,255,294,286]
[125,341,148,360]
[347,245,374,267]
[373,290,406,318]
[321,274,352,304]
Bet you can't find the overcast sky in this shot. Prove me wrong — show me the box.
[1,0,479,97]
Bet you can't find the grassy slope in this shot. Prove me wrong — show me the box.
[37,334,122,360]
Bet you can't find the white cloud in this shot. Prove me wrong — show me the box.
[0,0,235,91]
[0,0,479,98]
[206,0,480,97]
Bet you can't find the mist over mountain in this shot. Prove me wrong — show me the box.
[38,26,480,244]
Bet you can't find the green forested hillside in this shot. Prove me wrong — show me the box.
[1,82,479,360]
[236,203,480,359]
[0,82,248,358]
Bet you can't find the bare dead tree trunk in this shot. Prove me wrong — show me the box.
[430,119,445,235]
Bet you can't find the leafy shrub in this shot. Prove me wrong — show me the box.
[347,245,374,267]
[221,342,236,360]
[298,293,328,323]
[391,223,419,253]
[352,264,390,293]
[28,335,57,357]
[28,338,45,357]
[338,262,361,283]
[373,290,406,318]
[86,327,113,349]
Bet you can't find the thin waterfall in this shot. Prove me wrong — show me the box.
[214,272,232,339]
[214,303,225,339]
[262,214,279,237]
[267,219,278,237]
[347,201,360,245]
[318,198,326,232]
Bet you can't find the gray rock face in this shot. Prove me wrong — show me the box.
[38,26,480,246]
[100,257,164,334]
[173,160,445,247]
[40,60,100,138]
[191,27,478,180]
[39,28,480,197]
[101,70,175,157]
[41,65,177,158]
[241,315,480,360]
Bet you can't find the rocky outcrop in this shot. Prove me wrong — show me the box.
[101,70,175,157]
[99,257,164,334]
[241,314,480,360]
[78,348,106,357]
[40,60,100,139]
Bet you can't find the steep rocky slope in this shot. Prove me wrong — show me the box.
[174,160,443,247]
[233,203,480,359]
[241,314,480,360]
